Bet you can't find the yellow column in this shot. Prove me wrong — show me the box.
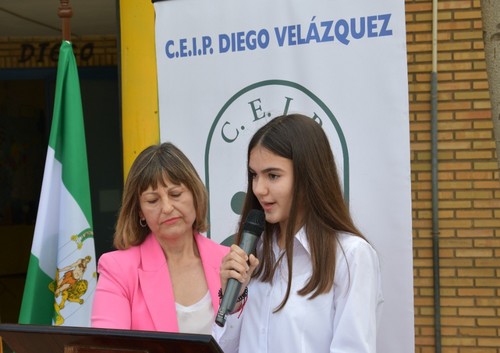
[119,0,160,178]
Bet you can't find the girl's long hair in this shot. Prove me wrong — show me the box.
[235,114,365,311]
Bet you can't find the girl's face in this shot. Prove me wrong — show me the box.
[249,145,294,234]
[139,177,196,241]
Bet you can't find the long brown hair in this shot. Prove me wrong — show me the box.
[235,114,365,311]
[113,142,208,249]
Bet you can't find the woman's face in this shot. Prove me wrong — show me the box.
[249,145,294,233]
[139,177,196,241]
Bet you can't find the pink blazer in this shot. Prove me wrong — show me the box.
[91,233,229,332]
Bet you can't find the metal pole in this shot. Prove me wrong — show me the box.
[431,0,442,352]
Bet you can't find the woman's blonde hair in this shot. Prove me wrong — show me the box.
[113,142,208,249]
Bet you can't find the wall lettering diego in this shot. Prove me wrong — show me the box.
[18,42,94,63]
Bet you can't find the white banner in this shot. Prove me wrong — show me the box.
[154,0,414,352]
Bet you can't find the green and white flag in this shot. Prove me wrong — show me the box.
[19,41,97,327]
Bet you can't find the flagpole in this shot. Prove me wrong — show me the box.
[58,0,72,41]
[19,0,97,326]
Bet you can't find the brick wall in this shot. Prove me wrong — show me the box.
[407,0,500,352]
[0,35,117,68]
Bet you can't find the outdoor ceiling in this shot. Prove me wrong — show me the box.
[0,0,118,38]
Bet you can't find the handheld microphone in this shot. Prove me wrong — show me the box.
[215,209,265,327]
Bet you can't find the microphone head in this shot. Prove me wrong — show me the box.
[243,209,265,236]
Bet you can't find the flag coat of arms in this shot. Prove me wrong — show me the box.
[18,41,97,327]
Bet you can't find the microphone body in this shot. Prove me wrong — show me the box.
[215,209,265,327]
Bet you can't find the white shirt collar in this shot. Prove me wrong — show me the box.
[294,226,310,254]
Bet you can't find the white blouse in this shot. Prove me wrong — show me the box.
[176,290,214,334]
[213,229,384,353]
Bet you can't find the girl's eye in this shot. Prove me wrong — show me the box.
[249,171,257,179]
[269,173,279,180]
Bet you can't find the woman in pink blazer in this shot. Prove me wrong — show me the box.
[91,142,229,333]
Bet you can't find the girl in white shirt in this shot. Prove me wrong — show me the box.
[214,114,384,353]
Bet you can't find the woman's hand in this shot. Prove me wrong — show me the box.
[220,244,259,296]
